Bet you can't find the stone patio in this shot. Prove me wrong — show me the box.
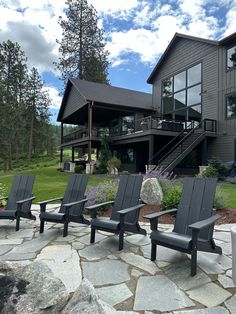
[0,204,236,313]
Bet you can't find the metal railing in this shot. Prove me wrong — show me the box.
[148,119,217,170]
[63,127,109,144]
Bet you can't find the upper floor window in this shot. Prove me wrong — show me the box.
[226,94,236,119]
[161,63,202,122]
[227,46,236,70]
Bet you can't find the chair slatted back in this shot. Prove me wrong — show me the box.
[111,175,143,224]
[59,174,89,216]
[6,176,35,213]
[173,177,217,240]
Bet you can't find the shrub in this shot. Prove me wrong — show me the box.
[86,179,118,211]
[0,182,7,207]
[161,186,181,211]
[107,156,121,169]
[74,165,84,174]
[200,159,230,180]
[200,164,219,178]
[214,186,228,209]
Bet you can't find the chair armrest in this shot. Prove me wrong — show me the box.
[117,204,144,216]
[63,198,88,208]
[86,200,114,210]
[86,201,114,219]
[143,208,177,221]
[37,197,63,206]
[143,208,177,231]
[189,214,221,231]
[16,196,36,205]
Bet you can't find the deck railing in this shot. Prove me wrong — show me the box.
[62,118,217,144]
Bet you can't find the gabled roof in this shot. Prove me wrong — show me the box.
[219,32,236,46]
[147,32,219,84]
[57,78,153,121]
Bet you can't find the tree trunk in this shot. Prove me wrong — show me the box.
[28,112,34,162]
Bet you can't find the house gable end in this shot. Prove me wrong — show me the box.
[148,33,218,84]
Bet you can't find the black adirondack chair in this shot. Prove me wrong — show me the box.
[144,177,222,276]
[0,175,36,231]
[39,174,89,237]
[86,175,146,250]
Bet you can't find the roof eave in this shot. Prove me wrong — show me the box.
[147,32,219,84]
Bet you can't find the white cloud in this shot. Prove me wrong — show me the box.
[88,0,138,15]
[223,3,236,37]
[43,86,62,109]
[0,1,65,73]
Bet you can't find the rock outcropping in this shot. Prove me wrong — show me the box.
[0,261,115,314]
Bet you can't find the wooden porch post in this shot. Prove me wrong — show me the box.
[60,122,64,163]
[72,146,75,162]
[88,102,93,168]
[202,137,207,166]
[148,135,154,164]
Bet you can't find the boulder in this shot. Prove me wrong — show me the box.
[140,178,163,205]
[0,261,69,314]
[62,278,116,314]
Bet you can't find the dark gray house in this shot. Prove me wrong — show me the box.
[58,32,236,173]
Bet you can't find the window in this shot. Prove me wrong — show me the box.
[121,148,134,163]
[226,94,236,118]
[227,46,236,70]
[161,63,202,122]
[121,116,134,134]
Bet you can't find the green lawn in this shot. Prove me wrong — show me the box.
[1,165,236,208]
[218,182,236,208]
[0,166,103,202]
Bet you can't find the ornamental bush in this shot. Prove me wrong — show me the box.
[86,178,118,210]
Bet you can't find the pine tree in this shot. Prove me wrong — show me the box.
[25,67,51,161]
[56,0,109,84]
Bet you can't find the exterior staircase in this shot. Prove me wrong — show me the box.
[158,132,205,173]
[148,119,216,174]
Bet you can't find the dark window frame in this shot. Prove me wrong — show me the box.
[226,45,236,71]
[161,63,202,121]
[225,92,236,120]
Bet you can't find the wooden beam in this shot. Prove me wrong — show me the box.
[88,102,93,164]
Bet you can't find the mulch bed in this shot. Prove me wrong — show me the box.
[1,205,236,225]
[101,205,236,225]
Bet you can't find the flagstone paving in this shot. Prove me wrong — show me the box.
[0,204,235,313]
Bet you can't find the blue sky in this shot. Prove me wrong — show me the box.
[0,0,235,123]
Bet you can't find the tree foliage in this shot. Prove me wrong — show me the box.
[0,40,56,171]
[56,0,109,84]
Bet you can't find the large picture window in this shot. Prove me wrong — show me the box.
[161,63,202,122]
[227,46,236,70]
[226,94,236,119]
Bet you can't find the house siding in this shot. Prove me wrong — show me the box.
[62,85,87,120]
[208,45,236,162]
[151,37,236,164]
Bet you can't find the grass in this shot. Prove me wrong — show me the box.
[0,165,104,202]
[1,162,236,208]
[218,182,236,208]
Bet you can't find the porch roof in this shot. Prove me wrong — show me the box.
[57,79,153,122]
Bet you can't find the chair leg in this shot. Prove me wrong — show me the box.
[16,216,20,231]
[90,228,96,243]
[63,221,69,237]
[119,230,124,251]
[191,249,197,276]
[151,243,157,261]
[40,220,45,233]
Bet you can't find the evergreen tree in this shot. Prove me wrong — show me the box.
[56,0,109,84]
[25,67,52,161]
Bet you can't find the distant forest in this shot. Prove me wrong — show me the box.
[0,0,110,172]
